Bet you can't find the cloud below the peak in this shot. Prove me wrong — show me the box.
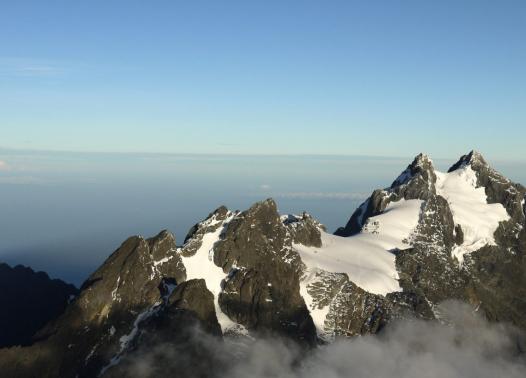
[114,301,526,378]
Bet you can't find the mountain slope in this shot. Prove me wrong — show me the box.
[0,150,524,377]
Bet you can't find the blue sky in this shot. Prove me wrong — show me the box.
[1,0,525,159]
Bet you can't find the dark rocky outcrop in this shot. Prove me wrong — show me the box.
[214,199,317,345]
[182,206,229,257]
[395,194,467,305]
[283,212,324,248]
[102,279,222,378]
[0,263,78,348]
[0,230,187,378]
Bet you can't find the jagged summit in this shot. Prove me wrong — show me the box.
[391,152,436,189]
[336,152,438,237]
[446,150,525,221]
[448,150,487,172]
[336,150,525,238]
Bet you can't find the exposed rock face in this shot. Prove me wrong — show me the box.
[303,270,389,337]
[102,279,222,378]
[396,194,466,302]
[214,199,317,345]
[325,280,388,336]
[302,269,435,340]
[283,213,325,247]
[0,230,187,378]
[0,263,78,348]
[182,206,229,257]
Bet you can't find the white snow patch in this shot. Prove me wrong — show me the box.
[181,212,248,335]
[149,247,177,280]
[119,304,161,351]
[99,302,162,376]
[295,199,423,296]
[299,269,332,339]
[111,276,120,301]
[153,254,173,267]
[435,166,510,263]
[85,344,98,363]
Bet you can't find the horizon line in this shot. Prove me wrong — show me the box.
[3,145,524,164]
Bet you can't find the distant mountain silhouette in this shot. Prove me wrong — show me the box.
[0,262,78,348]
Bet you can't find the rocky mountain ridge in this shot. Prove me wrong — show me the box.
[0,150,524,377]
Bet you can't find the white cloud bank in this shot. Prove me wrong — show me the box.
[115,301,526,378]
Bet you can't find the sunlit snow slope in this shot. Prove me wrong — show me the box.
[436,166,509,263]
[180,212,247,335]
[294,199,423,296]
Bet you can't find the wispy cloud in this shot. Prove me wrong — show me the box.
[273,192,368,200]
[16,65,59,77]
[0,57,62,77]
[0,160,10,171]
[0,176,48,185]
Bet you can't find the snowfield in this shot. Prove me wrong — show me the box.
[298,268,332,338]
[180,213,248,335]
[435,166,509,263]
[177,159,511,339]
[294,199,424,296]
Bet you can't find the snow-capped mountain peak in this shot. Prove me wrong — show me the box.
[2,151,525,377]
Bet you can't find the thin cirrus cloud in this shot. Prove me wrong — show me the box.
[0,161,49,184]
[0,57,61,77]
[16,65,58,76]
[257,184,368,200]
[0,160,10,171]
[270,192,368,200]
[0,176,47,185]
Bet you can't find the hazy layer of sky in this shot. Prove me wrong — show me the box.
[1,1,525,158]
[0,149,525,285]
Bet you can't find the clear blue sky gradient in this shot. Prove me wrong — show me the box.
[1,0,525,159]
